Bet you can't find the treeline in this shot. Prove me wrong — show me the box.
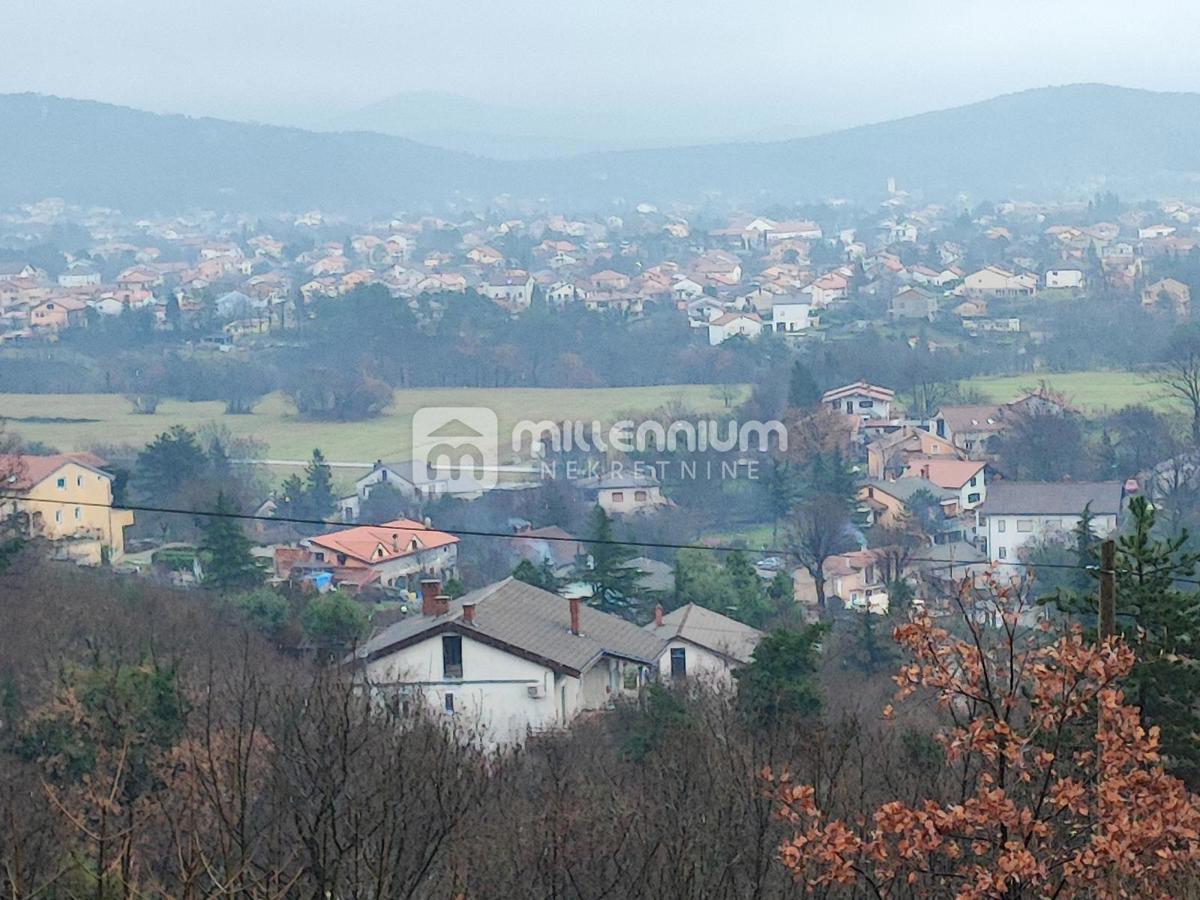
[0,555,880,900]
[5,536,1200,897]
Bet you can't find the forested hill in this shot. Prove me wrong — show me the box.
[4,84,1200,212]
[0,93,508,214]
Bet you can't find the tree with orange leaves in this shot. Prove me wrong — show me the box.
[770,576,1200,898]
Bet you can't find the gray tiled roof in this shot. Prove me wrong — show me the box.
[864,477,955,503]
[357,577,664,674]
[981,481,1125,516]
[644,603,763,664]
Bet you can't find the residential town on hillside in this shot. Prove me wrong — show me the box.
[0,192,1196,348]
[0,189,1192,746]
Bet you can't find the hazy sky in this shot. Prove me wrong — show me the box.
[4,0,1200,135]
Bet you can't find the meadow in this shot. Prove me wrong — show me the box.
[964,370,1172,412]
[0,385,748,465]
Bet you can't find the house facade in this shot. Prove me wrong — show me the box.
[977,481,1125,570]
[354,578,665,746]
[275,518,459,592]
[707,312,763,345]
[0,453,134,563]
[644,603,762,689]
[822,382,895,420]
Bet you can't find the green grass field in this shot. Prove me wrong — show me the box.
[0,385,748,464]
[964,371,1173,413]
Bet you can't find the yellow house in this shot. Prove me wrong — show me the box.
[0,453,134,564]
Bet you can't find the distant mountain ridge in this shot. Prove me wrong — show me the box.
[3,84,1200,213]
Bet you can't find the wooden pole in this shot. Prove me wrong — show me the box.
[1099,539,1116,641]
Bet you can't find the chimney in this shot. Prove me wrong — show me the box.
[568,596,581,636]
[434,593,451,617]
[420,578,441,616]
[654,604,664,627]
[462,602,476,625]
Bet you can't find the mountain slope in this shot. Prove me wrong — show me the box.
[3,84,1200,212]
[546,83,1200,202]
[0,93,510,214]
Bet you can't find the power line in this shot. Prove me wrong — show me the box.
[12,495,1200,586]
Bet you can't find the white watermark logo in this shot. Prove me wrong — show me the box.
[411,407,499,493]
[511,418,787,455]
[412,407,785,494]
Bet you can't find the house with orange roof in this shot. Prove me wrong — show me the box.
[30,296,88,331]
[0,453,134,563]
[276,518,459,594]
[802,272,849,306]
[902,458,987,510]
[466,246,504,266]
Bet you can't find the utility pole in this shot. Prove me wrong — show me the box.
[1098,539,1116,640]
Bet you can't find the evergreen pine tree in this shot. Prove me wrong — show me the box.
[578,505,641,618]
[303,448,336,522]
[199,492,260,592]
[787,359,821,410]
[1055,497,1200,783]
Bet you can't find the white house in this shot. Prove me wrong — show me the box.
[57,261,101,288]
[963,266,1037,299]
[977,481,1125,571]
[354,578,665,746]
[575,471,669,515]
[644,603,763,689]
[546,281,579,306]
[1044,268,1084,290]
[902,458,987,511]
[482,273,534,309]
[770,299,815,335]
[707,311,763,345]
[1138,224,1176,240]
[822,382,895,420]
[672,277,706,301]
[345,460,476,518]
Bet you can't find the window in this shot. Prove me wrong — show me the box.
[998,547,1007,560]
[968,492,981,504]
[611,491,624,503]
[997,519,1007,533]
[442,635,463,679]
[670,647,687,679]
[55,510,62,524]
[1017,520,1034,533]
[74,507,81,520]
[56,477,66,490]
[444,693,455,714]
[969,475,978,487]
[859,399,874,408]
[76,475,83,487]
[634,490,647,502]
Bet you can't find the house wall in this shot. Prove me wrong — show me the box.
[597,485,666,515]
[363,631,579,746]
[982,512,1118,569]
[958,473,987,510]
[772,303,813,333]
[11,462,133,559]
[1046,270,1084,289]
[655,640,737,689]
[828,393,891,420]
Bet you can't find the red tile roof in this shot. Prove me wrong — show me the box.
[307,518,458,566]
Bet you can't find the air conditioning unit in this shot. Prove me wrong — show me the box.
[527,684,546,699]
